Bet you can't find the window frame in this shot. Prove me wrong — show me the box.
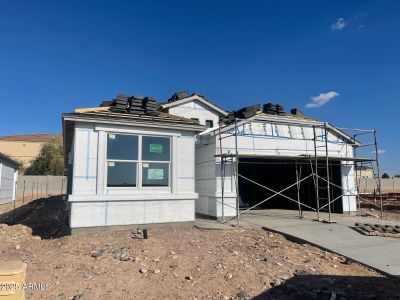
[105,133,172,190]
[205,119,214,128]
[140,136,171,188]
[106,133,139,188]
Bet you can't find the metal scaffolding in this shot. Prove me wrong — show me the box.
[215,117,383,225]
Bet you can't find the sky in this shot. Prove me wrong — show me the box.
[0,0,399,174]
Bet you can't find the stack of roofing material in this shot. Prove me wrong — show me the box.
[108,93,160,116]
[100,100,114,107]
[276,104,285,115]
[220,112,235,124]
[290,108,304,116]
[128,96,146,115]
[143,96,160,116]
[110,94,130,112]
[234,104,261,119]
[263,103,277,114]
[262,103,286,115]
[168,91,190,102]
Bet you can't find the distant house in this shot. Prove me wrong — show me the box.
[0,134,61,168]
[0,152,20,204]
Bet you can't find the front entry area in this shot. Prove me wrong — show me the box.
[238,158,343,213]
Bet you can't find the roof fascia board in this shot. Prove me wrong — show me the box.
[161,95,228,116]
[62,114,205,132]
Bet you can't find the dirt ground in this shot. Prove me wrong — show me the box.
[358,207,400,221]
[1,198,400,300]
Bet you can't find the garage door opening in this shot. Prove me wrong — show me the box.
[238,158,343,213]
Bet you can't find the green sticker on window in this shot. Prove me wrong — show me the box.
[148,169,164,180]
[150,144,163,153]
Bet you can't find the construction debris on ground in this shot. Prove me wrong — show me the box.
[1,197,400,300]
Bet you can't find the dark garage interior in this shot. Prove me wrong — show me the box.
[238,158,343,213]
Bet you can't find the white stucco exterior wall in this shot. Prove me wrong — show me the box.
[168,100,220,127]
[68,122,198,229]
[0,159,18,204]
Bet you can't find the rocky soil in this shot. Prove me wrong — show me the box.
[0,198,399,300]
[358,207,400,221]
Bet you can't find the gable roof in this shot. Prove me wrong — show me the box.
[160,94,229,116]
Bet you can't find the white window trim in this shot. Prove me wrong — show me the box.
[104,133,172,191]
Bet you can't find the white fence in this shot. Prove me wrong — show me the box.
[15,175,66,203]
[357,178,400,194]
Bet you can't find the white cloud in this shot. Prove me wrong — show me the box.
[306,91,339,108]
[372,149,386,154]
[331,18,347,31]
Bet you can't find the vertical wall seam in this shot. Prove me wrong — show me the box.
[105,201,108,226]
[86,131,90,180]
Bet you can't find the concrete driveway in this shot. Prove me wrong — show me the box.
[235,209,400,277]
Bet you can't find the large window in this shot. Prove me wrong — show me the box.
[106,134,170,188]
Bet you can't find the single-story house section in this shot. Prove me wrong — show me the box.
[161,98,368,219]
[62,97,205,233]
[195,113,360,219]
[0,152,19,204]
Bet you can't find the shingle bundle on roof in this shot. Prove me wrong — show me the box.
[263,103,286,115]
[290,108,304,116]
[143,97,160,115]
[100,100,114,107]
[167,91,190,102]
[128,95,145,114]
[108,93,160,116]
[111,94,130,112]
[234,104,261,119]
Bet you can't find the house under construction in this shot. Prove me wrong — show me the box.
[161,95,382,223]
[63,91,382,231]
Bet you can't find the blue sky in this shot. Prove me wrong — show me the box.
[0,1,399,174]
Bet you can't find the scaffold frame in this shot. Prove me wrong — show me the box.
[214,116,383,225]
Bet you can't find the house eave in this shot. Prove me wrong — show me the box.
[62,113,206,132]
